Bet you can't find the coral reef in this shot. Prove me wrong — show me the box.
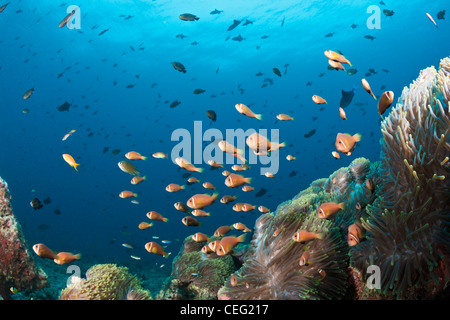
[350,56,450,299]
[0,176,48,299]
[217,158,377,300]
[157,235,241,300]
[216,56,449,300]
[59,263,152,300]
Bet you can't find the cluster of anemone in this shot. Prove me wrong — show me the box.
[350,56,450,299]
[157,236,238,300]
[218,157,379,300]
[59,264,151,300]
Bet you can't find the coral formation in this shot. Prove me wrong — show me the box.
[59,263,151,300]
[216,56,449,300]
[0,176,48,299]
[157,235,240,300]
[217,158,378,300]
[350,56,450,299]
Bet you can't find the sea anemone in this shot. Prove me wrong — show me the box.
[350,56,450,299]
[59,264,151,300]
[216,166,376,299]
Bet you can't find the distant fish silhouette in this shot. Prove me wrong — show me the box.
[383,9,394,17]
[364,35,376,40]
[98,28,110,36]
[350,23,357,29]
[281,16,285,27]
[176,33,187,39]
[340,88,355,109]
[210,9,223,15]
[325,32,335,38]
[227,19,242,31]
[255,188,267,197]
[243,19,253,26]
[232,34,245,42]
[57,101,71,112]
[437,10,445,20]
[304,129,316,138]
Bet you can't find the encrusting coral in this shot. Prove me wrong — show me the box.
[59,264,152,300]
[0,176,48,299]
[156,235,239,300]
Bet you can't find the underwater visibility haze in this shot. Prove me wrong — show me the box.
[0,0,449,300]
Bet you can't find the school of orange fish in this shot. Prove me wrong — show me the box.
[27,19,396,267]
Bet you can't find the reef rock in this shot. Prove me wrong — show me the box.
[0,176,48,298]
[157,236,242,300]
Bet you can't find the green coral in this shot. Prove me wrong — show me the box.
[157,236,238,300]
[59,264,151,300]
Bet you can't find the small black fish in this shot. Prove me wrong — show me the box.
[172,62,186,73]
[281,16,285,28]
[232,34,245,42]
[210,9,223,15]
[289,170,297,177]
[304,129,316,138]
[170,100,181,108]
[227,19,242,31]
[98,28,110,36]
[43,197,51,204]
[347,68,358,75]
[242,19,253,26]
[57,101,71,112]
[111,149,121,155]
[383,9,394,17]
[176,33,187,39]
[255,188,267,197]
[272,68,282,77]
[193,88,205,94]
[30,198,43,210]
[206,110,216,122]
[340,88,355,109]
[437,10,445,20]
[126,84,135,88]
[54,209,61,215]
[325,32,335,38]
[364,35,376,41]
[350,23,357,29]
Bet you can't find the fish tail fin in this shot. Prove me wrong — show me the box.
[196,167,204,173]
[212,192,219,200]
[75,253,82,260]
[255,114,263,120]
[142,176,147,180]
[245,177,252,184]
[353,133,362,142]
[164,252,171,258]
[318,233,325,240]
[238,234,247,243]
[142,156,148,160]
[134,193,138,198]
[163,218,169,223]
[181,185,186,190]
[279,142,286,148]
[73,163,80,171]
[339,202,346,210]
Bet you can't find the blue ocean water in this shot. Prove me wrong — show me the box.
[0,0,448,295]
